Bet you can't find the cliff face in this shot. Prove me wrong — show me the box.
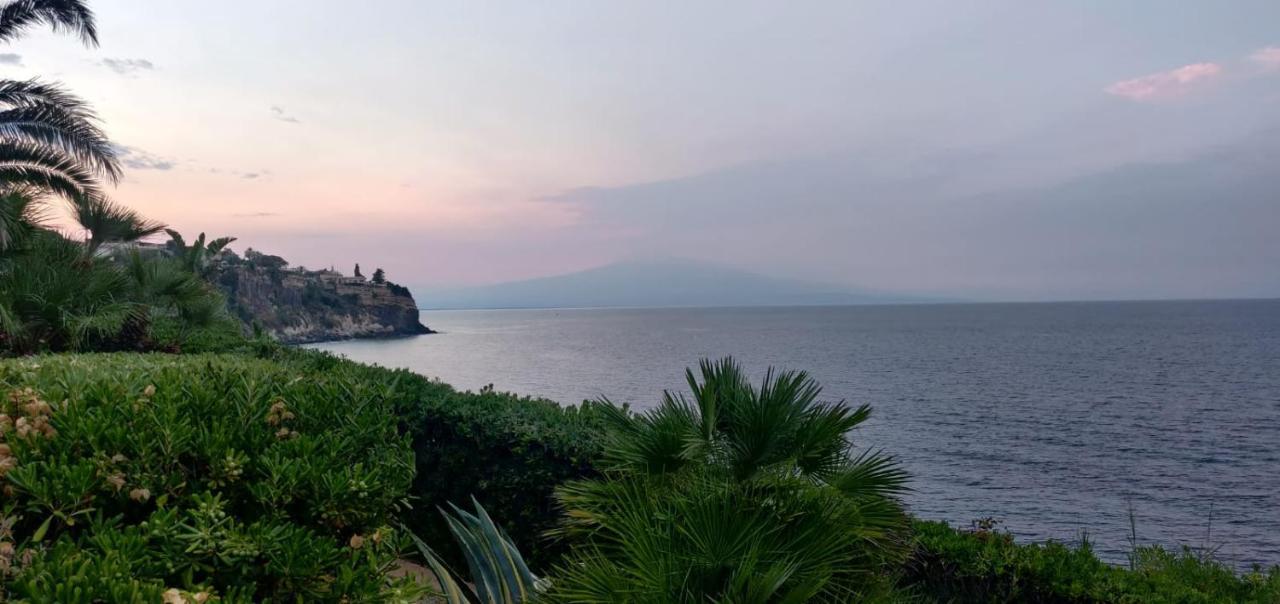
[213,260,432,344]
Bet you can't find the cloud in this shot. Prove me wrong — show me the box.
[242,172,261,179]
[1250,46,1280,71]
[114,146,176,171]
[270,106,301,123]
[1105,62,1222,101]
[0,53,21,66]
[99,58,155,75]
[233,212,280,218]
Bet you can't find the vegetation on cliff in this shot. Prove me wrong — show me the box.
[209,248,431,344]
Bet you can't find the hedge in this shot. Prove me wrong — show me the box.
[902,520,1280,603]
[262,347,606,567]
[0,354,422,602]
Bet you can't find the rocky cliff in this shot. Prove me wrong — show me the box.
[211,250,432,344]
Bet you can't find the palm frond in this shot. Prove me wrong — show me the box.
[164,228,186,252]
[0,140,101,199]
[830,450,911,500]
[206,236,236,254]
[0,93,121,181]
[0,0,98,47]
[0,187,50,252]
[67,194,165,252]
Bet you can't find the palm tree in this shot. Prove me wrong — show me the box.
[0,0,120,199]
[0,228,140,353]
[544,358,911,603]
[69,194,165,254]
[591,357,909,491]
[165,229,237,276]
[0,185,47,253]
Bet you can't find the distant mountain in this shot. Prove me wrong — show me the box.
[413,260,930,310]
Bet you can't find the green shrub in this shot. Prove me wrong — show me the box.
[541,358,911,603]
[0,354,425,602]
[903,519,1280,603]
[263,347,606,569]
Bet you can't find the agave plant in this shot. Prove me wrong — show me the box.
[544,358,911,603]
[409,499,543,604]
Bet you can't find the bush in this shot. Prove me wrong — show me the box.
[902,519,1280,603]
[541,358,912,603]
[0,354,424,602]
[261,347,605,569]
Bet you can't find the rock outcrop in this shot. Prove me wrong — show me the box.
[212,250,432,344]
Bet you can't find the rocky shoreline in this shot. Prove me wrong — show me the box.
[211,249,434,344]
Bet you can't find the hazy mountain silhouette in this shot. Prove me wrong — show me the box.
[414,260,931,310]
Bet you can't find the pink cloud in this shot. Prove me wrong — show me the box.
[1104,62,1222,101]
[1249,46,1280,70]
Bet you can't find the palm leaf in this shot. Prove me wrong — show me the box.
[67,194,165,252]
[0,96,120,180]
[0,140,101,199]
[0,0,98,46]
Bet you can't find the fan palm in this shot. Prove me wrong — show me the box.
[545,358,912,603]
[69,194,165,253]
[594,357,909,494]
[0,229,140,353]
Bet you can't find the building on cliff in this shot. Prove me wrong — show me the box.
[212,251,432,344]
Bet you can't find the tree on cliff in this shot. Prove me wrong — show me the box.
[372,268,385,284]
[165,229,236,276]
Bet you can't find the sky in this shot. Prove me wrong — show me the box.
[6,0,1280,301]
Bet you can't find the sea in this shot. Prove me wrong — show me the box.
[308,299,1280,568]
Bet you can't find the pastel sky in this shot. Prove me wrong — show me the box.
[6,0,1280,300]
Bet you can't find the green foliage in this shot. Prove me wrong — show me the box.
[903,519,1280,603]
[0,230,141,353]
[410,499,542,604]
[542,358,911,603]
[263,347,604,569]
[70,194,165,254]
[165,229,237,276]
[0,225,237,355]
[1,2,120,200]
[0,353,425,601]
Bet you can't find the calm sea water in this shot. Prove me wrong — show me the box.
[310,300,1280,567]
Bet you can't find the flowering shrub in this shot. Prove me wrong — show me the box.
[0,354,424,602]
[263,347,606,569]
